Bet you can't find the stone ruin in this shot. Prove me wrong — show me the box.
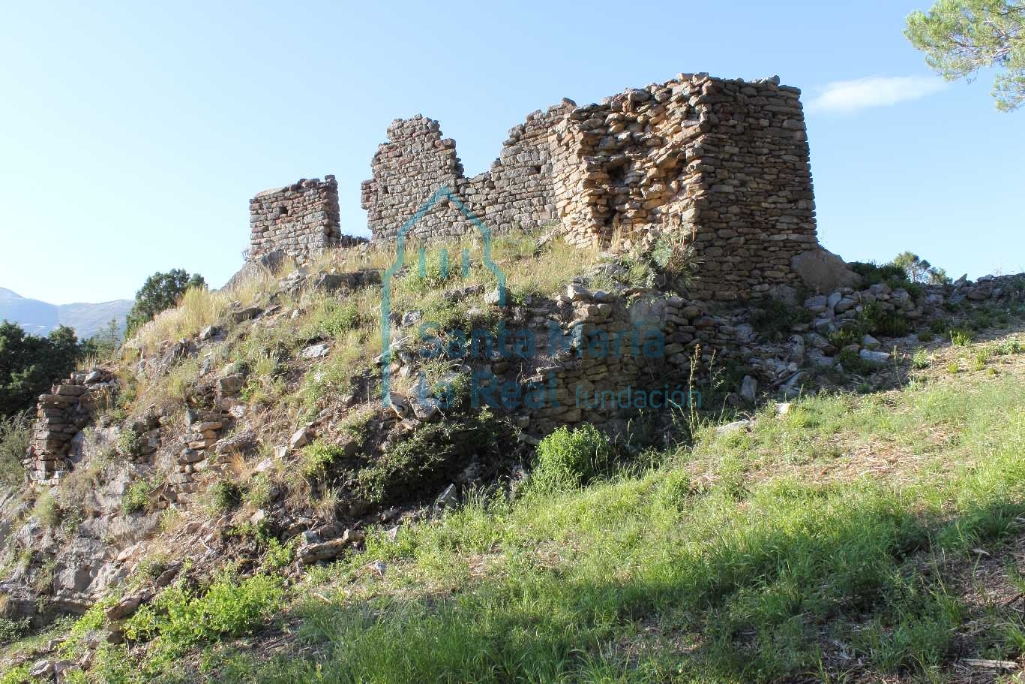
[248,176,362,264]
[250,72,825,302]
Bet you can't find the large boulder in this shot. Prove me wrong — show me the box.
[791,248,863,293]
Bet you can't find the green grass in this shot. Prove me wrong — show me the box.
[121,479,152,514]
[42,308,1025,684]
[173,373,1025,684]
[950,328,973,347]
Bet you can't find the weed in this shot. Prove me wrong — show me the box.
[751,299,813,341]
[137,554,170,582]
[971,348,993,371]
[0,412,31,487]
[828,326,861,349]
[0,616,30,647]
[208,481,242,514]
[300,440,350,481]
[121,479,152,514]
[304,299,363,340]
[355,414,511,506]
[996,336,1024,355]
[839,348,874,375]
[33,492,62,528]
[123,572,284,647]
[245,473,275,509]
[117,427,143,459]
[530,424,615,492]
[950,328,973,347]
[859,301,911,337]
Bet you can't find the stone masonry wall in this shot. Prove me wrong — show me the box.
[249,176,349,263]
[361,73,819,301]
[526,284,737,435]
[25,371,118,484]
[360,109,565,243]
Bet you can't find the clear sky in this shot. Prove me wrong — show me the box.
[1,0,1022,304]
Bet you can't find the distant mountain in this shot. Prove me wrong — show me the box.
[0,287,133,339]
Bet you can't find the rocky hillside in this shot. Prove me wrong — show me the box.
[0,233,1023,683]
[0,288,132,339]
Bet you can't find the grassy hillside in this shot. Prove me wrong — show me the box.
[7,326,1022,683]
[1,236,1023,683]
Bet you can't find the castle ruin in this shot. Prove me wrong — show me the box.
[250,72,821,301]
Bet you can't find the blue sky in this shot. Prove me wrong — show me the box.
[0,0,1021,304]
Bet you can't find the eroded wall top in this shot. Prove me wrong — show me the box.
[249,176,345,263]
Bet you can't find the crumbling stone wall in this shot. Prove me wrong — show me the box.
[25,371,117,484]
[249,176,352,263]
[359,109,565,242]
[526,285,736,435]
[362,73,818,301]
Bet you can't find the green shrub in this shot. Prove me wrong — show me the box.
[950,328,973,347]
[828,326,861,349]
[137,554,170,582]
[849,261,907,286]
[0,664,31,684]
[208,481,242,514]
[648,233,698,292]
[751,299,813,341]
[860,302,911,338]
[300,440,351,480]
[356,415,510,506]
[33,492,62,528]
[0,322,85,418]
[124,572,284,647]
[117,427,142,459]
[121,480,152,514]
[0,616,30,647]
[839,348,875,376]
[997,337,1024,355]
[263,538,296,571]
[531,424,615,491]
[246,473,275,509]
[317,301,362,338]
[0,412,30,487]
[912,349,930,370]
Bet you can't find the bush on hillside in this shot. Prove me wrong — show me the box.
[355,414,511,506]
[0,412,30,487]
[125,269,206,337]
[532,424,615,491]
[0,321,84,418]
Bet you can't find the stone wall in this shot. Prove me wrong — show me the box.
[359,109,565,243]
[526,284,737,435]
[25,371,117,484]
[361,73,819,301]
[249,176,351,263]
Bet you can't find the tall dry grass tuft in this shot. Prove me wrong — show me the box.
[129,288,229,355]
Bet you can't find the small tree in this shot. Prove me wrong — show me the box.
[125,269,206,337]
[906,0,1025,112]
[83,318,122,359]
[0,322,83,417]
[890,252,951,285]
